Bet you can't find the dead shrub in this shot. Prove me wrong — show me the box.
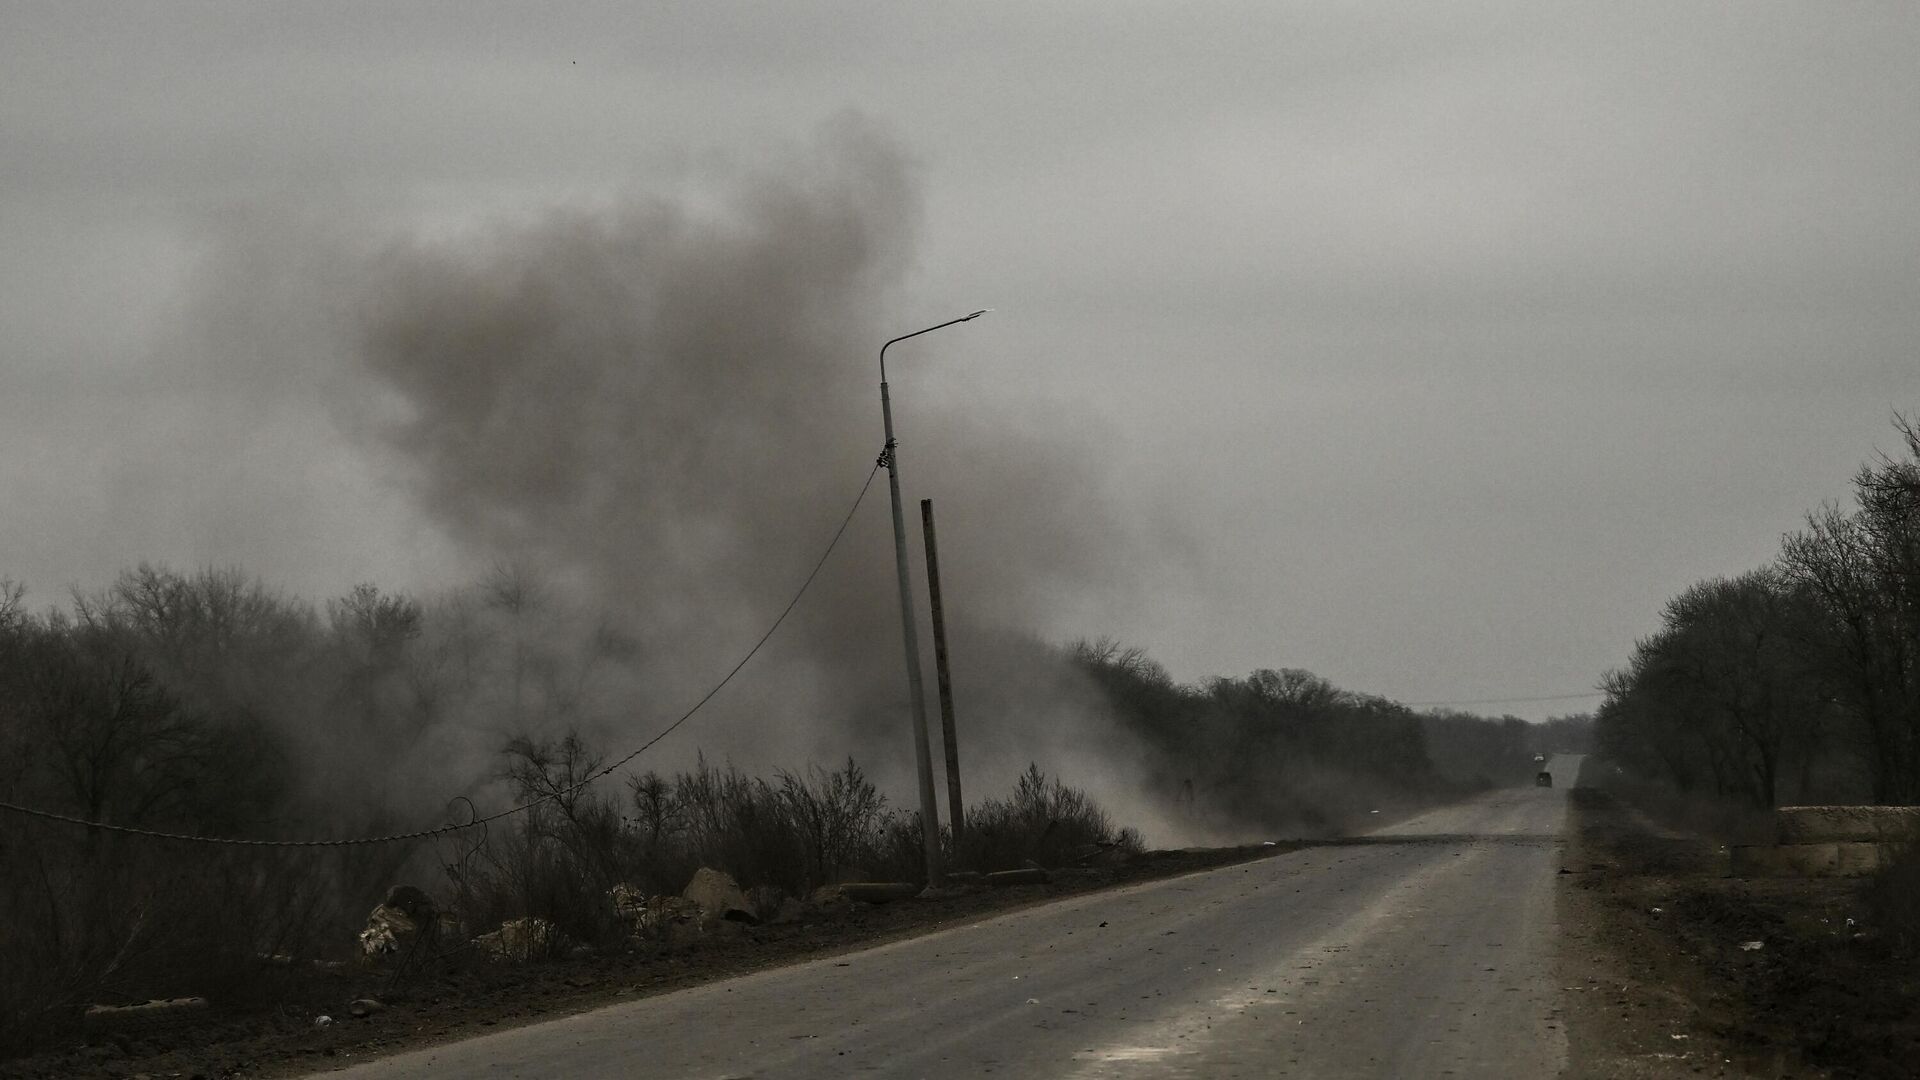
[959,764,1143,871]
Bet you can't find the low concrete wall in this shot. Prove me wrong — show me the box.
[1730,841,1890,878]
[1776,805,1920,844]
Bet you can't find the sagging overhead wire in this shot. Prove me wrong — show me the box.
[1402,691,1604,708]
[0,458,886,847]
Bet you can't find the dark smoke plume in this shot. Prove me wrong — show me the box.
[326,116,1165,818]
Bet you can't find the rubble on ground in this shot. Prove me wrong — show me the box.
[82,997,208,1035]
[358,884,441,960]
[683,867,758,923]
[475,917,564,961]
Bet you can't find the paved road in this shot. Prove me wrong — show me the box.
[319,756,1583,1079]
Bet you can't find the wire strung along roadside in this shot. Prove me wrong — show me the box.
[0,458,887,848]
[1401,691,1604,708]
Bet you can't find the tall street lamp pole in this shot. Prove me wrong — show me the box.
[879,308,988,884]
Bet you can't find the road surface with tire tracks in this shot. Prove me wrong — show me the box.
[315,756,1583,1079]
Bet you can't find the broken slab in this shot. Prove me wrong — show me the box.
[986,868,1051,887]
[683,868,756,922]
[475,916,564,961]
[83,997,208,1034]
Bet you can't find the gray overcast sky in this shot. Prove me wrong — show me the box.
[4,3,1917,717]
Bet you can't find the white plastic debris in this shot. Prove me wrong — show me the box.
[1738,940,1764,951]
[314,1015,333,1027]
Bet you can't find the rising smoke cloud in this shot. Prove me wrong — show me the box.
[312,115,1169,824]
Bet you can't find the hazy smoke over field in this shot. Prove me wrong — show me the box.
[308,117,1169,831]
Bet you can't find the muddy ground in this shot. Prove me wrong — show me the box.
[0,845,1294,1080]
[1559,786,1919,1079]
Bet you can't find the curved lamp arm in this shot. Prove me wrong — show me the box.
[880,309,990,383]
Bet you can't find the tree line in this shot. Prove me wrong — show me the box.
[1597,417,1920,808]
[1069,639,1584,835]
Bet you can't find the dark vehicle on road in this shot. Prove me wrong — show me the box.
[1535,770,1554,788]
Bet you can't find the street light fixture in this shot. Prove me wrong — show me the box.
[879,308,988,883]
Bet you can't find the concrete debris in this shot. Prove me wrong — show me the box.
[986,868,1051,887]
[358,885,440,960]
[359,904,417,959]
[83,997,209,1034]
[476,917,564,961]
[639,895,703,933]
[683,868,757,923]
[612,886,711,947]
[610,882,647,919]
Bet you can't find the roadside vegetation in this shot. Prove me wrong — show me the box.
[1575,414,1920,1078]
[1069,639,1585,836]
[0,561,1566,1061]
[1595,416,1920,810]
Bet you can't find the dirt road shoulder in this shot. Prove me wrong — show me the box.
[0,845,1295,1080]
[1558,787,1917,1079]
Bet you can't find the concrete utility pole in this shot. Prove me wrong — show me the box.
[878,309,987,884]
[921,498,965,851]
